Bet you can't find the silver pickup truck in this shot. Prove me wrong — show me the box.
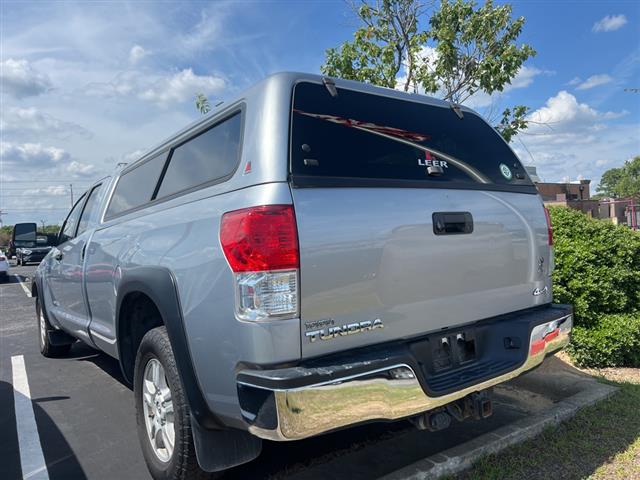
[30,72,572,479]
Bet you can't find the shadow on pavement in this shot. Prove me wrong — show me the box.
[1,380,87,480]
[68,343,130,388]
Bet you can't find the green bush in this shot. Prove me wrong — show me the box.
[549,206,640,327]
[568,314,640,368]
[548,206,640,367]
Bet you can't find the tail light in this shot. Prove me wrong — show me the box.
[543,206,555,275]
[220,205,299,321]
[0,256,6,261]
[544,207,553,246]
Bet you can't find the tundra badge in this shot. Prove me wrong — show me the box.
[305,319,384,342]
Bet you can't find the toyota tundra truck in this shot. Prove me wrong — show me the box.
[30,72,572,479]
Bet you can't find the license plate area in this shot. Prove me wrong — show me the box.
[429,329,477,373]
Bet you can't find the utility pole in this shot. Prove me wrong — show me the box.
[70,183,74,208]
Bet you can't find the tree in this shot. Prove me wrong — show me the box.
[195,93,211,115]
[323,0,428,91]
[427,0,535,104]
[321,0,536,141]
[597,156,640,198]
[597,167,625,198]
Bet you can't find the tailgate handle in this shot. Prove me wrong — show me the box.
[432,212,473,235]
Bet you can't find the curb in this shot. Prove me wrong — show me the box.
[379,382,618,480]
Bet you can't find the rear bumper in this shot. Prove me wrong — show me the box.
[237,304,572,441]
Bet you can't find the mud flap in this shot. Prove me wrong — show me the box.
[191,418,262,472]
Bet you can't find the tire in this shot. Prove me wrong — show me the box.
[36,296,72,357]
[134,327,211,480]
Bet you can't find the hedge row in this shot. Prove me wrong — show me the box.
[548,206,640,368]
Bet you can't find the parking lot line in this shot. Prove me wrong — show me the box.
[14,275,32,297]
[11,355,50,480]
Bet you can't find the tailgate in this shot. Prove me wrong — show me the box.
[293,187,552,358]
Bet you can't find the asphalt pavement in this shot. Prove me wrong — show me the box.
[0,263,598,480]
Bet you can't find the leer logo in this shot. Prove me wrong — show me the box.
[418,151,449,169]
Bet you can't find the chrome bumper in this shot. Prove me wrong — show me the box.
[239,313,572,441]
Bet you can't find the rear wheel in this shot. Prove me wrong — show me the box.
[36,297,72,357]
[134,327,211,480]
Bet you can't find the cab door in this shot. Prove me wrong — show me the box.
[47,193,86,330]
[48,183,104,343]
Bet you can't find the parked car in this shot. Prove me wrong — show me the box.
[10,226,56,264]
[0,250,9,278]
[31,72,572,480]
[16,236,54,265]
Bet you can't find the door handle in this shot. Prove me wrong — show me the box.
[432,212,474,235]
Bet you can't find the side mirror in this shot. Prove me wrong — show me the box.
[47,233,60,247]
[12,223,38,244]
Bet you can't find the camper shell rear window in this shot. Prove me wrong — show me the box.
[290,82,535,193]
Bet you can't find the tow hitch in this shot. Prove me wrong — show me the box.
[411,390,493,432]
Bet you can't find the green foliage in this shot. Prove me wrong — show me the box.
[568,314,640,368]
[549,206,640,326]
[549,206,640,367]
[597,156,640,198]
[322,0,426,90]
[321,0,536,141]
[495,105,528,143]
[195,93,211,115]
[428,0,536,104]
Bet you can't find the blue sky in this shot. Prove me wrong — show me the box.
[1,0,639,224]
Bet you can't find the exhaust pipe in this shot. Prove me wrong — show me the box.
[411,409,452,432]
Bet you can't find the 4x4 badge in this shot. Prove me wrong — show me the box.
[533,286,549,296]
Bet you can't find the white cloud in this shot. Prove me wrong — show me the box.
[0,58,52,98]
[513,91,638,184]
[23,186,69,196]
[139,69,225,105]
[129,45,149,65]
[567,76,581,86]
[593,14,628,32]
[0,142,69,167]
[464,66,548,109]
[575,74,613,90]
[66,160,96,176]
[526,90,626,139]
[1,107,91,139]
[83,68,225,106]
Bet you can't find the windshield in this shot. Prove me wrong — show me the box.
[290,82,533,190]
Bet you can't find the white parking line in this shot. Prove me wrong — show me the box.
[11,355,50,480]
[14,275,32,297]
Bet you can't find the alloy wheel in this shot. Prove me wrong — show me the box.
[142,358,175,463]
